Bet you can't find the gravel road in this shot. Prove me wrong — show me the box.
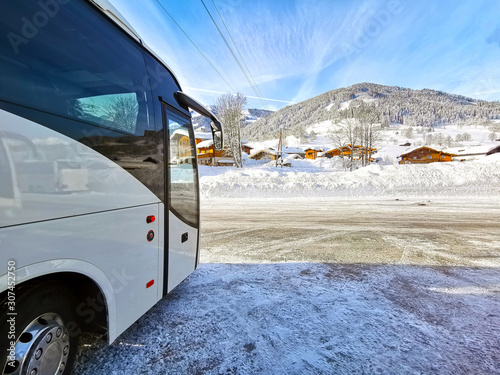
[200,197,500,267]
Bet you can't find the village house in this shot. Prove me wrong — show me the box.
[242,144,254,154]
[304,147,324,160]
[323,145,377,161]
[196,138,235,166]
[248,149,277,161]
[196,139,215,165]
[445,145,493,162]
[282,147,305,158]
[486,145,500,156]
[240,139,255,155]
[398,146,456,164]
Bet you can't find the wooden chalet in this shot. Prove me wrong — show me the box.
[195,132,212,144]
[399,146,456,164]
[324,145,377,161]
[196,139,215,165]
[486,145,500,156]
[240,139,255,155]
[196,139,234,166]
[248,149,276,161]
[242,144,254,154]
[170,129,194,163]
[304,147,324,160]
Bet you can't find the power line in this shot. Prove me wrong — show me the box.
[200,0,270,110]
[210,0,269,110]
[154,0,237,94]
[200,0,263,107]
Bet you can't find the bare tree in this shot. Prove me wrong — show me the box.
[355,103,380,167]
[462,132,472,142]
[335,109,360,171]
[445,135,454,148]
[332,103,380,170]
[215,93,247,168]
[328,127,349,170]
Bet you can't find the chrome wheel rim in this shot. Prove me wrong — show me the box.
[4,313,70,375]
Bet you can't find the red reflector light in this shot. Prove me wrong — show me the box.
[146,280,155,288]
[146,215,155,223]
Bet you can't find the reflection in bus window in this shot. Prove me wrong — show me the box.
[0,0,152,136]
[0,138,15,203]
[76,93,140,134]
[168,116,198,227]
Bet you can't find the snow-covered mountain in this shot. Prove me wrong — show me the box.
[242,108,274,127]
[242,83,500,141]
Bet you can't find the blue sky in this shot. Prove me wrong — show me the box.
[111,0,500,110]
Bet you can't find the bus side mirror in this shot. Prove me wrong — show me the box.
[213,129,223,151]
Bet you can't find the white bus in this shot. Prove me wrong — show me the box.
[0,1,223,374]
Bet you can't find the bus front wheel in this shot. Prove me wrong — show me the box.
[1,282,80,375]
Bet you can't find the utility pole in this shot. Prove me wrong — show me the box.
[276,127,283,168]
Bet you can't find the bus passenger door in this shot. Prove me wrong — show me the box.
[162,105,200,294]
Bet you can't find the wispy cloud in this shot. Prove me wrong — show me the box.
[185,88,296,104]
[112,0,500,108]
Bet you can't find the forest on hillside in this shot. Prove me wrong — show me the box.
[242,83,500,141]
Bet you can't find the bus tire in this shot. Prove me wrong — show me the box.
[0,282,80,375]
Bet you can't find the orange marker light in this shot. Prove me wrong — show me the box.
[146,215,155,223]
[146,280,155,288]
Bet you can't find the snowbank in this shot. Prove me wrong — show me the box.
[199,155,500,199]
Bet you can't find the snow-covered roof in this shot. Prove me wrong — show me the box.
[249,148,270,157]
[170,128,189,140]
[195,132,213,140]
[197,140,213,148]
[444,145,492,156]
[487,145,500,155]
[399,145,453,156]
[283,147,305,154]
